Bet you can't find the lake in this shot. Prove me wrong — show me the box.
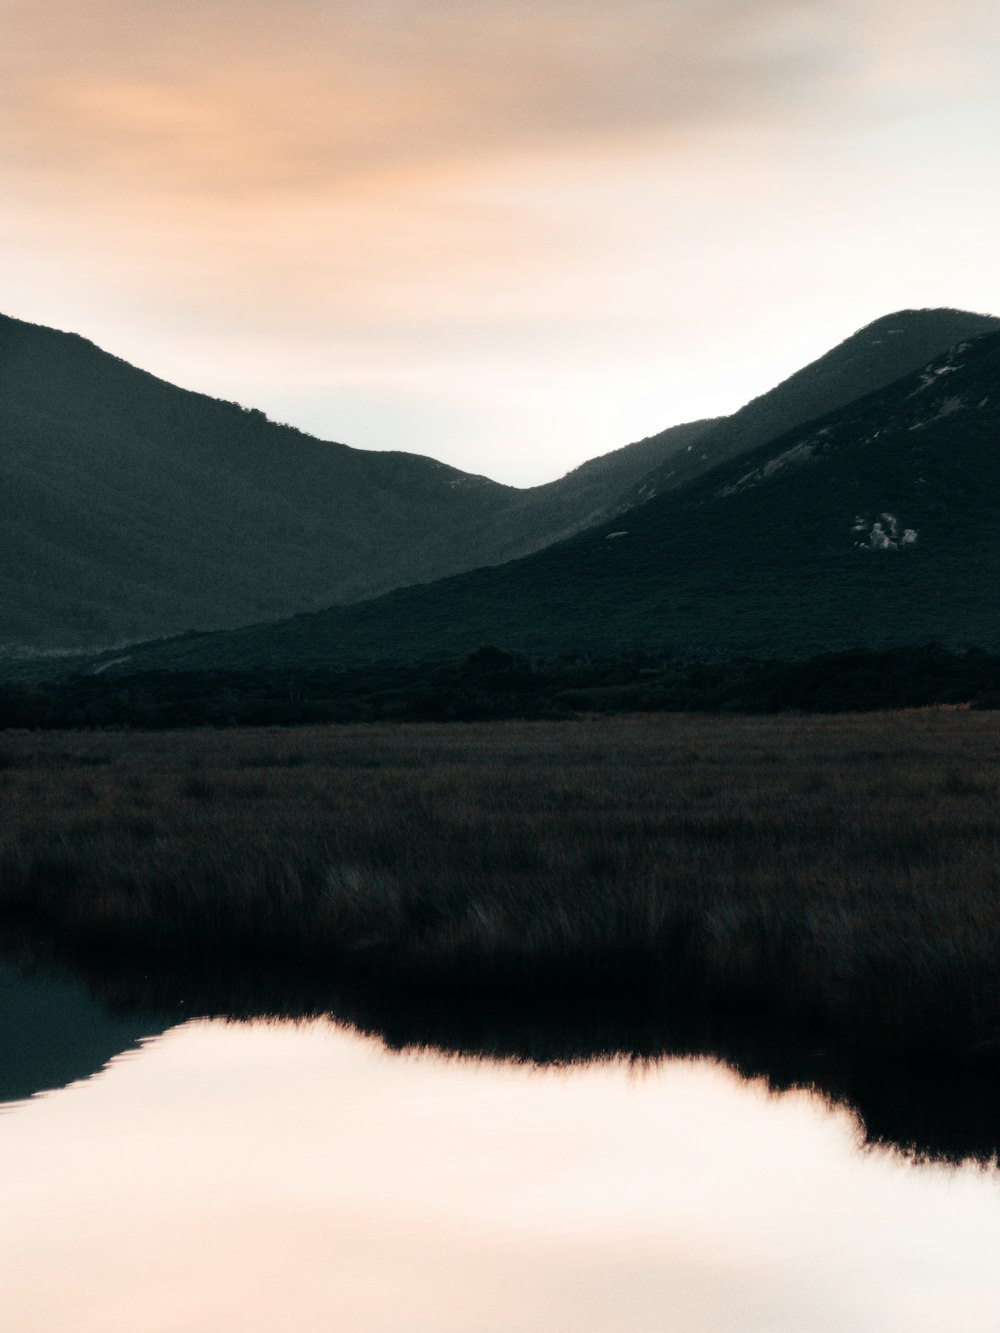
[1,959,999,1332]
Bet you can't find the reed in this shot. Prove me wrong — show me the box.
[1,713,999,1060]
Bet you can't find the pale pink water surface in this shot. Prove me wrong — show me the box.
[1,1018,999,1332]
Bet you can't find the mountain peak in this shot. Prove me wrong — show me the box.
[620,306,1000,508]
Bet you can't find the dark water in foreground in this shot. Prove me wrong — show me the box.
[1,954,999,1332]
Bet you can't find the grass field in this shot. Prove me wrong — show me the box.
[2,712,999,1062]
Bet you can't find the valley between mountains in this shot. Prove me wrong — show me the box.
[2,305,999,674]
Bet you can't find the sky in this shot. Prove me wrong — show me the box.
[3,1,1000,486]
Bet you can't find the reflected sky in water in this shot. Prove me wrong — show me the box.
[1,1017,998,1332]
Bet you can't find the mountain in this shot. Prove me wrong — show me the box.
[0,310,714,652]
[2,305,996,655]
[615,307,1000,507]
[83,326,1000,671]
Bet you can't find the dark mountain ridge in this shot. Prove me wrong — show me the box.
[2,305,996,657]
[75,325,1000,673]
[618,307,1000,506]
[0,311,715,651]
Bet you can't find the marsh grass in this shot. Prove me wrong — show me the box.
[1,714,1000,1060]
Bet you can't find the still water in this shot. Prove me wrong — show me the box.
[1,964,999,1333]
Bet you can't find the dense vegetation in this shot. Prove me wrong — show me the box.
[4,645,1000,728]
[2,714,1000,1074]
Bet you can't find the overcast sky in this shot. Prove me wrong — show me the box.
[3,0,999,484]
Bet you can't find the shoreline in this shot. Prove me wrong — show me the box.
[2,714,999,1069]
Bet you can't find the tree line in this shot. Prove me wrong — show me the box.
[2,644,1000,730]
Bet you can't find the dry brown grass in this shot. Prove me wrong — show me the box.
[2,712,999,1059]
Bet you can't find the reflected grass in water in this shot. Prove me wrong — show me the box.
[6,934,1000,1169]
[1,715,999,1071]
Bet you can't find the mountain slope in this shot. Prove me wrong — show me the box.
[618,307,1000,506]
[0,312,717,651]
[87,327,1000,670]
[2,305,996,654]
[0,312,504,649]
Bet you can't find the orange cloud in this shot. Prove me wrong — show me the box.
[1,0,863,198]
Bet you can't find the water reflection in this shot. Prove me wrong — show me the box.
[2,934,999,1167]
[0,961,167,1108]
[1,988,999,1333]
